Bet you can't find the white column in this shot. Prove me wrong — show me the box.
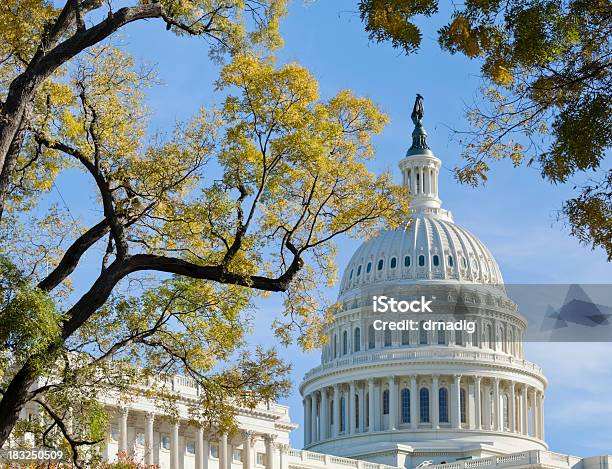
[311,392,318,443]
[432,375,439,429]
[144,412,154,467]
[118,407,129,454]
[219,433,228,469]
[349,381,356,434]
[530,388,537,437]
[195,427,205,469]
[452,375,461,429]
[373,380,381,431]
[358,383,366,432]
[171,422,180,469]
[521,385,528,435]
[242,431,253,469]
[367,379,375,432]
[265,435,276,469]
[333,385,341,437]
[509,382,516,433]
[388,376,397,431]
[483,383,491,430]
[410,376,418,429]
[474,377,481,430]
[320,388,329,440]
[304,396,311,446]
[493,378,501,431]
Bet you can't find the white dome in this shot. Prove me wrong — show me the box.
[339,212,504,300]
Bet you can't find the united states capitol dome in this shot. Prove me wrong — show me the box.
[338,99,503,301]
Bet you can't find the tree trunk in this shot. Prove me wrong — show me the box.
[0,362,38,447]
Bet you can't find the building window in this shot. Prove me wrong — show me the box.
[368,325,376,349]
[401,329,410,346]
[330,400,334,425]
[161,435,171,451]
[367,262,372,273]
[419,388,430,423]
[390,257,397,269]
[419,321,428,345]
[354,328,361,352]
[473,323,480,347]
[365,393,369,427]
[233,449,243,462]
[404,255,411,267]
[439,388,449,423]
[437,328,445,345]
[340,397,346,432]
[487,324,494,349]
[433,255,440,266]
[460,388,467,424]
[333,334,338,357]
[355,395,360,428]
[448,255,454,267]
[462,257,467,268]
[455,329,463,346]
[210,444,219,458]
[418,255,425,266]
[377,259,384,271]
[135,432,145,446]
[186,441,196,455]
[401,388,410,423]
[110,427,119,442]
[349,269,353,280]
[384,329,392,347]
[357,265,362,276]
[256,452,266,467]
[382,390,389,415]
[342,330,348,355]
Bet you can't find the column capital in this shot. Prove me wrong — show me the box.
[144,411,155,422]
[241,430,255,440]
[264,434,277,444]
[474,376,482,383]
[118,406,129,417]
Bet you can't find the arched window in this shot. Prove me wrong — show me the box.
[418,255,425,267]
[448,255,454,267]
[455,329,463,346]
[419,321,428,345]
[419,388,430,423]
[342,330,348,355]
[333,334,337,358]
[382,389,390,415]
[366,262,372,273]
[437,327,446,345]
[384,329,392,347]
[357,265,362,276]
[354,328,361,352]
[340,397,346,432]
[368,325,376,349]
[433,255,440,266]
[377,259,384,271]
[439,388,449,423]
[460,388,467,423]
[401,388,411,423]
[390,257,397,269]
[401,329,410,346]
[404,255,411,267]
[355,394,360,428]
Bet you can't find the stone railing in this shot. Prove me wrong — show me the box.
[286,449,400,469]
[426,450,581,469]
[303,348,543,381]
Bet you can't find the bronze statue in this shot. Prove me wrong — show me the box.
[411,93,424,126]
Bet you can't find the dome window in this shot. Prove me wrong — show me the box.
[404,255,411,267]
[377,259,384,271]
[349,269,353,280]
[448,255,454,267]
[357,265,361,276]
[462,257,467,268]
[390,257,397,269]
[418,255,425,267]
[433,255,440,266]
[366,262,372,273]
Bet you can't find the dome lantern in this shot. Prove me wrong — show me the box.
[399,94,444,215]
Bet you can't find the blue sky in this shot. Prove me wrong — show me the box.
[51,0,611,458]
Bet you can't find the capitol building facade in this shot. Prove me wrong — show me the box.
[14,100,611,469]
